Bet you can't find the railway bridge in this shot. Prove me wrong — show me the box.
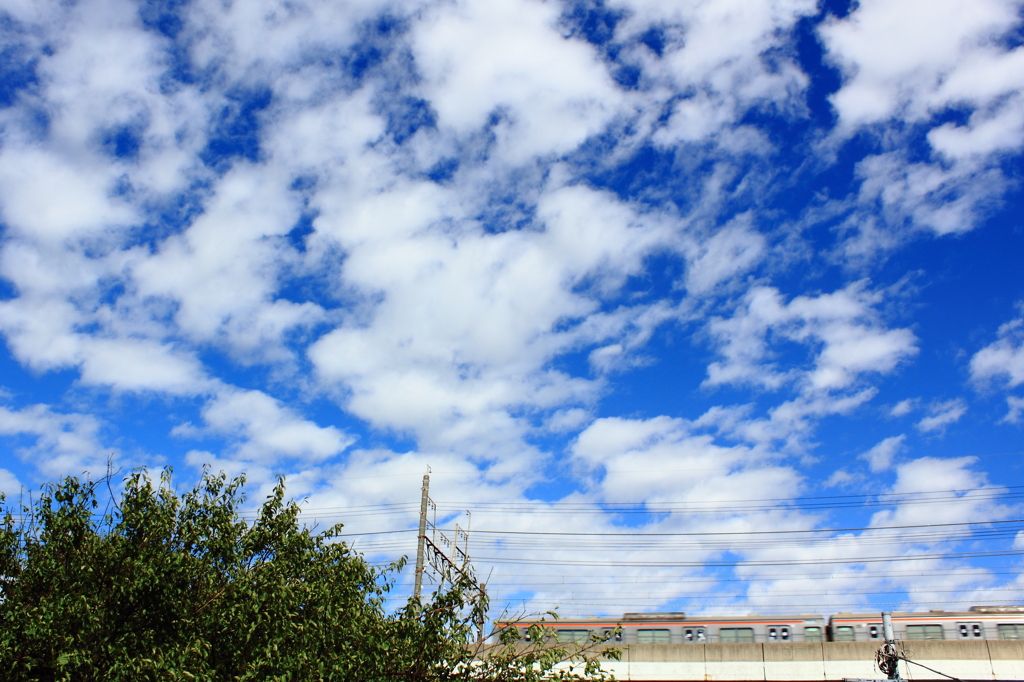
[591,640,1024,681]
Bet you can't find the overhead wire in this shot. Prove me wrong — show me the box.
[11,481,1022,608]
[301,450,1024,483]
[262,484,1024,518]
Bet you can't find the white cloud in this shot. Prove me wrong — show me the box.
[77,338,213,395]
[412,0,624,166]
[972,311,1024,426]
[859,434,906,472]
[815,0,1024,246]
[572,415,805,505]
[916,399,968,433]
[132,164,326,359]
[876,456,1000,524]
[683,214,766,294]
[971,314,1024,388]
[821,0,1021,130]
[0,469,23,499]
[1003,396,1024,425]
[0,404,113,478]
[631,0,815,149]
[735,455,1010,609]
[823,469,861,488]
[173,388,355,464]
[704,281,918,392]
[545,408,592,433]
[0,0,1019,616]
[706,388,878,453]
[889,398,918,417]
[308,183,673,453]
[855,152,1005,238]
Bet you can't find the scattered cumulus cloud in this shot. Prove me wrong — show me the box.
[916,399,969,433]
[703,281,918,393]
[0,403,113,478]
[1003,396,1024,425]
[971,312,1024,389]
[0,0,1020,615]
[859,435,906,472]
[889,398,918,417]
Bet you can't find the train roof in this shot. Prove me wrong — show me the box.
[500,606,1024,628]
[502,613,825,626]
[830,606,1024,621]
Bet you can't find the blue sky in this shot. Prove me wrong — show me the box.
[1,0,1023,616]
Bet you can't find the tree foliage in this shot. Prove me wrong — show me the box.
[0,469,617,682]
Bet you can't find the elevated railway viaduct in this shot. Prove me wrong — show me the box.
[592,640,1024,681]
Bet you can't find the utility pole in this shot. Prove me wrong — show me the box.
[879,612,902,681]
[476,582,487,644]
[413,471,430,600]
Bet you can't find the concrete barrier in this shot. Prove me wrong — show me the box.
[592,640,1024,681]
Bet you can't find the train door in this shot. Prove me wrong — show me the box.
[767,626,791,642]
[867,623,882,640]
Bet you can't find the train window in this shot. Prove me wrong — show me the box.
[768,628,777,641]
[522,628,531,641]
[906,625,945,641]
[834,626,856,642]
[720,628,755,643]
[556,629,590,643]
[637,629,671,644]
[869,626,879,639]
[973,624,982,638]
[697,628,706,642]
[959,624,969,638]
[998,624,1024,640]
[804,627,823,642]
[781,627,790,641]
[685,629,693,641]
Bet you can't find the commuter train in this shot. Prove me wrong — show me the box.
[502,605,1024,645]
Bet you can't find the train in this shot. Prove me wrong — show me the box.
[501,605,1024,645]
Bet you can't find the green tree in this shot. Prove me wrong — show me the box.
[0,469,617,682]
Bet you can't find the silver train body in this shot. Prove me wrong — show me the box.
[504,606,1024,645]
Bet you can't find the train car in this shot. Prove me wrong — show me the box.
[828,605,1024,642]
[503,606,1024,645]
[503,612,827,644]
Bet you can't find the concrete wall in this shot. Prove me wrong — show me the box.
[594,640,1024,681]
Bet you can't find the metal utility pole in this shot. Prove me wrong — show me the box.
[879,612,902,681]
[476,582,487,644]
[413,472,430,600]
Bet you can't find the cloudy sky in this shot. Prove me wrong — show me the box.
[1,0,1023,616]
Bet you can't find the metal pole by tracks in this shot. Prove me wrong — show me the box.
[413,473,430,600]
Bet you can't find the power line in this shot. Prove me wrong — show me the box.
[465,549,1024,567]
[351,526,1023,548]
[405,518,1024,537]
[268,484,1024,517]
[302,451,1024,483]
